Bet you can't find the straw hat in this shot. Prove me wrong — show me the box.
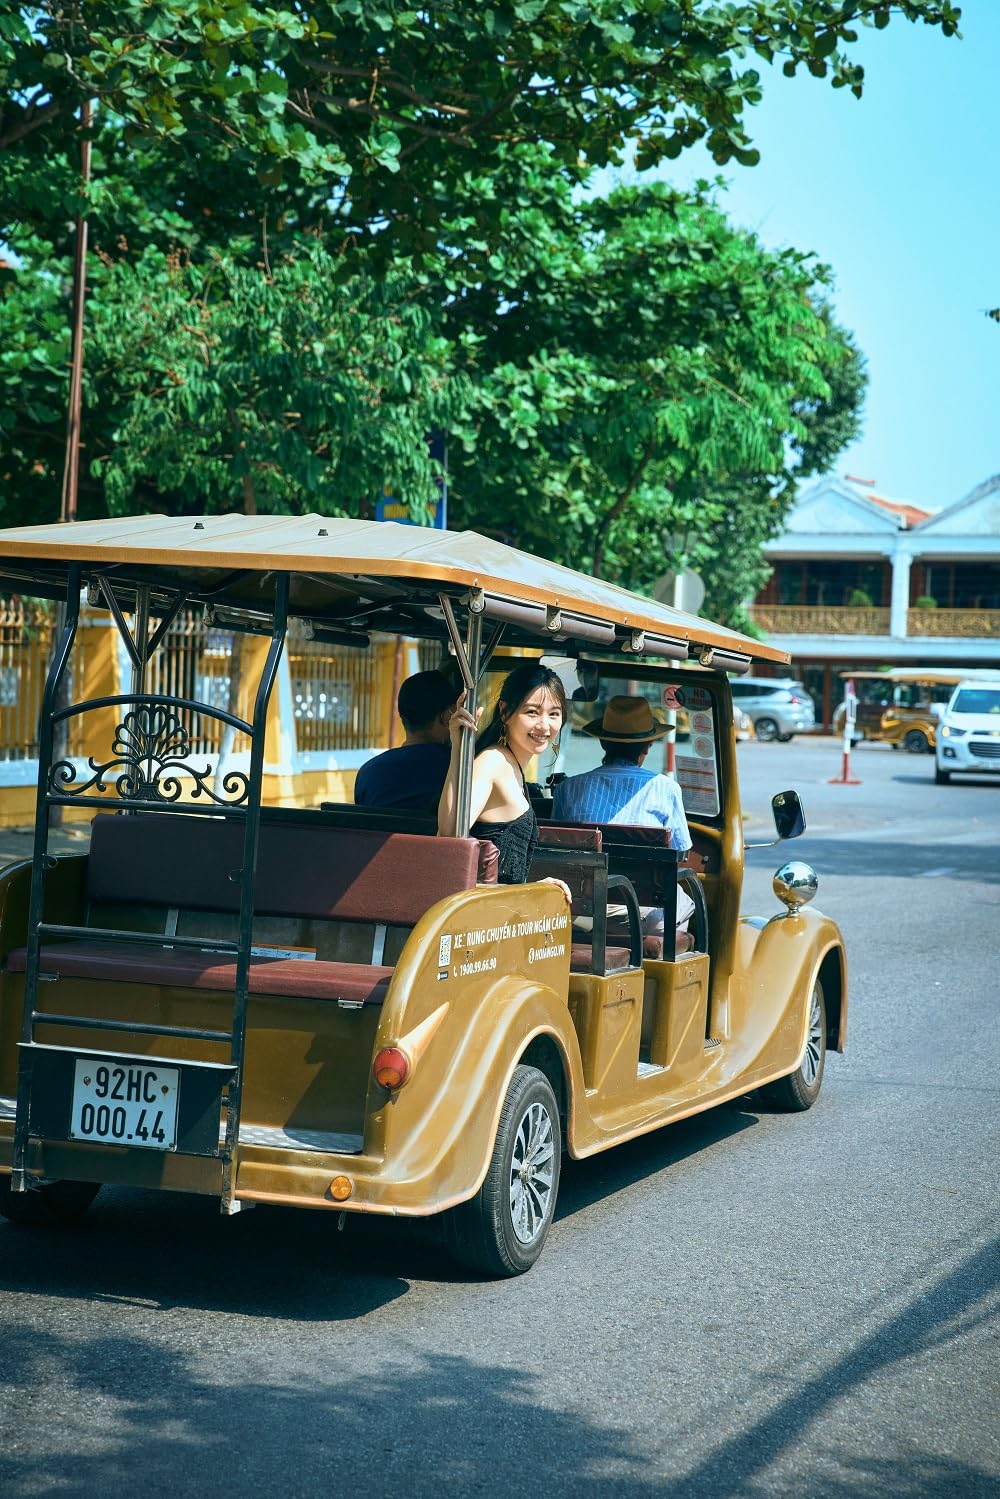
[581,695,669,742]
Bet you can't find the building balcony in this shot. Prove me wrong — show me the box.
[749,605,891,635]
[905,607,1000,638]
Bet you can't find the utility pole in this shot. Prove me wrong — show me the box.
[60,99,92,524]
[52,100,92,827]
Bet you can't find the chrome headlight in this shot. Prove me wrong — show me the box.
[774,861,818,914]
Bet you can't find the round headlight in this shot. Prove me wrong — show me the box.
[773,861,818,913]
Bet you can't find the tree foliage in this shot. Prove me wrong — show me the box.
[0,0,955,616]
[87,241,463,517]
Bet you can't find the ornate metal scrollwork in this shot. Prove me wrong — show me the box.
[49,706,250,806]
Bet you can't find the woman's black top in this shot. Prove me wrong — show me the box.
[470,806,538,885]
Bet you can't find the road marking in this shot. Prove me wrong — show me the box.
[919,866,957,878]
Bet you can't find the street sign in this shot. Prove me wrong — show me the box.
[376,433,448,529]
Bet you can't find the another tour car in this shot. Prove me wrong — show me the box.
[0,517,846,1275]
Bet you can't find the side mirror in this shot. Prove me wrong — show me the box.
[772,790,805,841]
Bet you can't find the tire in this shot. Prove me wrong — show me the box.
[934,765,951,785]
[777,732,794,743]
[0,1175,100,1227]
[755,717,779,742]
[904,729,929,754]
[760,980,826,1112]
[679,870,709,955]
[445,1065,561,1277]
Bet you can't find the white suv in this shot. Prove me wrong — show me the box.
[729,677,817,742]
[935,679,1000,784]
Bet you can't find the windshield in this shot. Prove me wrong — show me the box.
[951,688,1000,715]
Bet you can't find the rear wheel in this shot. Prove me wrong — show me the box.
[904,729,930,754]
[760,980,826,1112]
[934,765,951,785]
[755,717,779,742]
[777,732,794,743]
[0,1175,101,1226]
[445,1065,561,1277]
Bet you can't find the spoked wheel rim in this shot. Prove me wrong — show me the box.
[509,1100,556,1245]
[802,984,824,1086]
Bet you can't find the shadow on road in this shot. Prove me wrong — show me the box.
[0,1105,759,1316]
[748,838,1000,884]
[1,1232,996,1498]
[556,1100,757,1221]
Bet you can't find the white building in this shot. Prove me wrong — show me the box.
[748,474,1000,726]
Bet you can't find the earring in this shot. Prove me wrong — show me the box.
[499,728,508,749]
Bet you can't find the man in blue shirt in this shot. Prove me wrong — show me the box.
[354,669,460,812]
[553,695,694,935]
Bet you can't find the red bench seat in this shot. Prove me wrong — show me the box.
[5,942,393,1004]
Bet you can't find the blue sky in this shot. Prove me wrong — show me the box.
[600,5,998,515]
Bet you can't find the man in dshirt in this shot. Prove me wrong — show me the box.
[354,669,460,812]
[553,696,695,936]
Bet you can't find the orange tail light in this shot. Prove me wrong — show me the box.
[373,1047,410,1090]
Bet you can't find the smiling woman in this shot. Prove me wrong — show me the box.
[438,662,569,890]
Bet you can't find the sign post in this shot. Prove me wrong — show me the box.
[829,678,862,785]
[375,434,447,529]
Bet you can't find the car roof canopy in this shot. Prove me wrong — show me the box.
[0,514,789,667]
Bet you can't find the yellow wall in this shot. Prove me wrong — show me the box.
[0,613,395,826]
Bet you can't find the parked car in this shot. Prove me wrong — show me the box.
[733,706,755,741]
[729,677,816,742]
[934,679,1000,783]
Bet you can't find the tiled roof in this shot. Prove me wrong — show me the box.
[865,494,932,528]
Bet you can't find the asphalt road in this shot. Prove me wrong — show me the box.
[1,740,998,1498]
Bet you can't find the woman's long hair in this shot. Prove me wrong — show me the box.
[477,662,568,752]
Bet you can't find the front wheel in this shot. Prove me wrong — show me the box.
[760,980,826,1112]
[904,729,930,754]
[934,765,951,785]
[444,1065,561,1277]
[777,732,794,743]
[755,717,779,742]
[0,1175,101,1226]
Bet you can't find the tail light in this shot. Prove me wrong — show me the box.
[788,693,802,704]
[373,1047,410,1090]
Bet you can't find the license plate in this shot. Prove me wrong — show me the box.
[69,1059,179,1151]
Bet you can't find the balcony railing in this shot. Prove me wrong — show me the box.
[748,605,891,635]
[906,607,1000,638]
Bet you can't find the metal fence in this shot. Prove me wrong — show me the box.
[144,614,240,756]
[288,638,388,752]
[0,598,55,761]
[0,595,396,763]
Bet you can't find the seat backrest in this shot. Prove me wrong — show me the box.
[87,814,480,927]
[536,825,603,852]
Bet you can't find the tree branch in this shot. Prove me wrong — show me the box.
[592,435,658,578]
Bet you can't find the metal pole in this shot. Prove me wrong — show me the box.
[131,584,151,797]
[829,677,862,785]
[60,99,92,526]
[456,609,482,839]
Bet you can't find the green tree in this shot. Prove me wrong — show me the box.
[0,0,950,563]
[446,183,864,602]
[87,240,464,518]
[2,0,962,260]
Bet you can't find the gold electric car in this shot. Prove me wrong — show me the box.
[0,517,846,1275]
